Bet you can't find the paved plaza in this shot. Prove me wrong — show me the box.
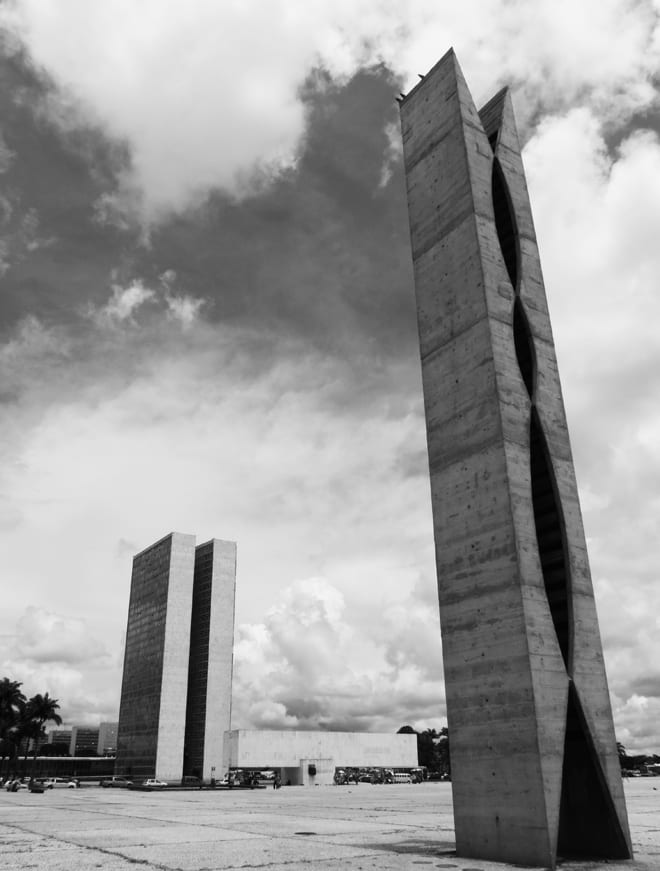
[1,779,659,870]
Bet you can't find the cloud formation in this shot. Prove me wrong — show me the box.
[2,1,659,220]
[13,606,109,665]
[0,607,116,725]
[233,577,444,732]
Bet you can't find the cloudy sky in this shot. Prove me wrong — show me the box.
[0,1,659,753]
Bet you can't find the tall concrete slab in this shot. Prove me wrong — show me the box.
[184,539,237,780]
[399,50,631,868]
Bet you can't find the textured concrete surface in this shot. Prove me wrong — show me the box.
[399,50,629,866]
[1,779,658,871]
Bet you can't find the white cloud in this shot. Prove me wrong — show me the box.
[87,279,207,332]
[0,607,117,726]
[12,606,109,665]
[94,280,155,325]
[378,120,402,189]
[165,293,204,329]
[2,0,658,220]
[232,576,444,732]
[520,100,660,753]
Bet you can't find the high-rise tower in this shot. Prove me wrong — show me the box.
[183,539,237,780]
[398,50,631,867]
[116,533,236,783]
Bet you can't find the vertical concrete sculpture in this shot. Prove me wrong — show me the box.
[399,50,632,867]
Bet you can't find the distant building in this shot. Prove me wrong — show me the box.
[97,721,118,756]
[115,533,236,782]
[227,730,418,786]
[71,726,100,756]
[47,729,73,753]
[113,534,418,788]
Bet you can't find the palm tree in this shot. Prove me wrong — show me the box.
[26,693,62,781]
[0,679,26,780]
[0,678,25,738]
[17,715,43,777]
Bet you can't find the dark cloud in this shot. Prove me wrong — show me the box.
[0,42,132,337]
[1,47,420,409]
[144,67,417,361]
[630,675,660,699]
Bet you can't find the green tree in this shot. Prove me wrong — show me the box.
[417,728,438,769]
[396,725,451,777]
[436,726,450,778]
[17,715,43,777]
[0,678,26,779]
[25,693,62,781]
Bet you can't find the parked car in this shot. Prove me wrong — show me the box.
[4,778,28,791]
[37,777,79,789]
[100,776,133,788]
[142,778,167,788]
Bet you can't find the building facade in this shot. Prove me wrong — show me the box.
[184,539,237,780]
[227,730,418,786]
[97,721,118,756]
[71,726,100,756]
[47,729,73,752]
[116,533,236,783]
[399,50,631,867]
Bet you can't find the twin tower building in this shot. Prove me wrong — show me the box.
[115,533,236,782]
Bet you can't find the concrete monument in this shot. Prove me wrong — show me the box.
[398,50,632,867]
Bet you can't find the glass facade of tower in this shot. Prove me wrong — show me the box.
[116,535,173,778]
[183,541,213,777]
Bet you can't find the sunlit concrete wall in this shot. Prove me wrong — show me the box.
[399,49,631,867]
[226,730,417,784]
[183,538,236,781]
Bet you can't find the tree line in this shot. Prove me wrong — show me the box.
[617,741,660,775]
[398,727,660,780]
[397,725,450,777]
[0,677,62,781]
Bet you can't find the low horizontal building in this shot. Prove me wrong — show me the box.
[226,730,418,786]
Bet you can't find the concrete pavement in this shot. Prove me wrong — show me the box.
[1,778,658,870]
